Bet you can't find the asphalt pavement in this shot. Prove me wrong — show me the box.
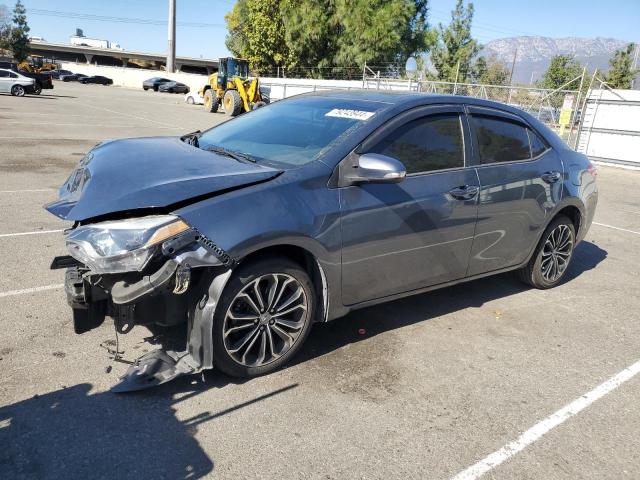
[0,82,639,480]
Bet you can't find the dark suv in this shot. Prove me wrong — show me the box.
[45,91,598,391]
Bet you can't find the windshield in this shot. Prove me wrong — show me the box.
[197,96,386,168]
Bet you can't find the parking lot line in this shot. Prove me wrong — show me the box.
[0,189,54,193]
[592,222,640,236]
[0,229,63,238]
[450,359,640,480]
[0,284,64,298]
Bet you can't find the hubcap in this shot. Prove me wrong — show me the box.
[541,224,573,282]
[223,273,308,367]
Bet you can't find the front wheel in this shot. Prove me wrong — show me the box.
[11,85,25,97]
[223,89,243,116]
[203,89,219,112]
[213,257,315,377]
[517,215,575,289]
[186,96,194,104]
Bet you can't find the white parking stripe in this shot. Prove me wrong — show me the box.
[450,359,640,480]
[0,189,54,193]
[593,222,640,236]
[0,284,64,298]
[0,229,63,238]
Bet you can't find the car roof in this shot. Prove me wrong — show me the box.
[305,89,533,118]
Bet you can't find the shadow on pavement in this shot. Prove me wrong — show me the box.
[0,379,297,479]
[297,240,607,364]
[0,243,605,479]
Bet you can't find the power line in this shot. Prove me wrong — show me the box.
[28,8,226,29]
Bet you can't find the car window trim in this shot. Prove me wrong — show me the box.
[466,108,548,167]
[359,105,471,176]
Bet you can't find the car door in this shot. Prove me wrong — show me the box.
[339,105,479,305]
[0,70,10,93]
[465,106,564,276]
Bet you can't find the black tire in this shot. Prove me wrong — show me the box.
[11,84,25,97]
[32,82,42,95]
[186,96,194,104]
[143,86,148,91]
[153,85,159,91]
[212,257,315,378]
[203,89,219,113]
[517,215,576,289]
[223,89,243,116]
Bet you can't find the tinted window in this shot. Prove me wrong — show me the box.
[369,114,464,174]
[9,72,17,78]
[528,130,547,157]
[0,70,9,77]
[473,116,531,164]
[198,96,385,168]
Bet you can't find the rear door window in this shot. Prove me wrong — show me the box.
[472,115,531,164]
[528,130,547,157]
[369,114,464,174]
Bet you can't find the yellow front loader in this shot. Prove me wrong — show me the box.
[17,55,58,73]
[200,57,267,116]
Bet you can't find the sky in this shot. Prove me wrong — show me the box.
[5,0,640,59]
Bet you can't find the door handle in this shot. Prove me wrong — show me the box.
[448,185,479,200]
[541,171,561,183]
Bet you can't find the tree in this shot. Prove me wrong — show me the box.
[225,0,435,78]
[225,0,290,75]
[8,0,29,62]
[471,55,510,85]
[430,0,479,82]
[0,3,12,52]
[606,43,638,89]
[539,54,582,90]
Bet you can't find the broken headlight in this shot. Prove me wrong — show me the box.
[65,215,190,274]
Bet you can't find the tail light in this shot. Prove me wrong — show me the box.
[587,162,597,178]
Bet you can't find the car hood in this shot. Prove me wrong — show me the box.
[45,136,282,221]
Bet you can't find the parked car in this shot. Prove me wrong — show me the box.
[45,91,598,392]
[158,81,189,94]
[184,91,204,105]
[0,68,35,96]
[60,73,87,82]
[79,75,113,85]
[43,69,73,80]
[15,69,54,95]
[143,77,172,91]
[0,61,53,94]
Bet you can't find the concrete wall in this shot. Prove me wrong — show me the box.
[58,62,414,99]
[59,62,209,93]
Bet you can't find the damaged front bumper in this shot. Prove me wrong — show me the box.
[54,228,235,392]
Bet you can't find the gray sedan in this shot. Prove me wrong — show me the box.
[46,91,598,391]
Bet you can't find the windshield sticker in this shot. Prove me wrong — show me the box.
[325,109,375,121]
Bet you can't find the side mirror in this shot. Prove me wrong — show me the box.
[343,153,406,185]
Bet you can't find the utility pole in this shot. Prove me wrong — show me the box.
[509,47,518,85]
[166,0,176,73]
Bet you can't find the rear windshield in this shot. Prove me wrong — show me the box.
[198,96,386,168]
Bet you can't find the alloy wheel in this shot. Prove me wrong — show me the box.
[223,273,308,367]
[540,224,573,282]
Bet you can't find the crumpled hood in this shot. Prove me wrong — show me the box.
[45,136,282,221]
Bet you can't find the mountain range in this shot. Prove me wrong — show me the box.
[480,36,633,84]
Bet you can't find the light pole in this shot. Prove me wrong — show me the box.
[167,0,176,73]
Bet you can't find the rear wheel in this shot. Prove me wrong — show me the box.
[11,85,25,97]
[32,82,42,95]
[186,96,195,104]
[203,89,219,113]
[223,89,243,116]
[213,257,315,377]
[517,215,575,289]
